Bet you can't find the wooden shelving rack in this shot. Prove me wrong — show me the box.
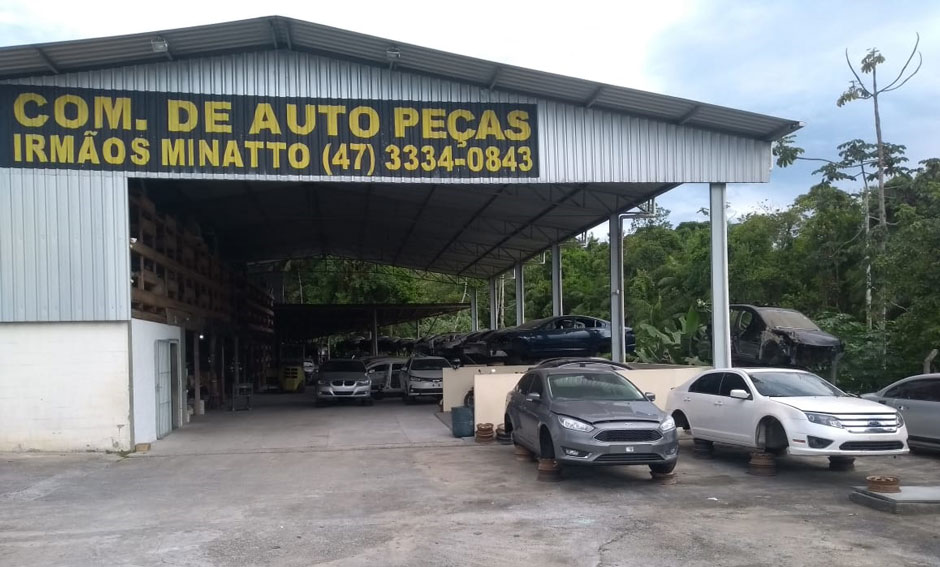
[129,188,274,334]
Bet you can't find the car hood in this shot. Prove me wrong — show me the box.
[771,328,841,348]
[550,400,663,424]
[409,369,444,379]
[774,396,894,414]
[320,371,367,381]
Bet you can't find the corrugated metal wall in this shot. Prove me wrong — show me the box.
[0,169,129,321]
[0,49,771,322]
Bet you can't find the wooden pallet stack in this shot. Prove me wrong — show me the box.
[129,188,274,334]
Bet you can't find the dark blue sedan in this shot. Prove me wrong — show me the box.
[487,315,635,364]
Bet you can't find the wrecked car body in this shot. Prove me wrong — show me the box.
[730,305,842,370]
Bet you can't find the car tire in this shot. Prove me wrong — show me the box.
[538,428,556,460]
[649,461,677,474]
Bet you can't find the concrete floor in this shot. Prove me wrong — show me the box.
[2,394,939,567]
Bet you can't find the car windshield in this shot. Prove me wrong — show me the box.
[411,358,450,370]
[758,309,819,330]
[547,372,646,401]
[748,371,844,397]
[321,361,365,372]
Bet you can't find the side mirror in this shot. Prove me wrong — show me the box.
[644,392,656,402]
[525,392,542,403]
[729,389,750,400]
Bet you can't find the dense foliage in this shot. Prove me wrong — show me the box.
[282,159,940,392]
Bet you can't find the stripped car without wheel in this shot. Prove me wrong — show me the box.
[666,368,909,459]
[504,368,679,473]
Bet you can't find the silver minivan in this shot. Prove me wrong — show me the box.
[364,357,407,398]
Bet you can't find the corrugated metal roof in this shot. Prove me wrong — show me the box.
[0,15,801,141]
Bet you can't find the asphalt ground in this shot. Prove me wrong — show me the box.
[2,394,938,566]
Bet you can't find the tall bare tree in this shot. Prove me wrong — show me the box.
[837,35,922,236]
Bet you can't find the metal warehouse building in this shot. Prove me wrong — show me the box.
[0,16,800,452]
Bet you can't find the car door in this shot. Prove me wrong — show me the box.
[714,371,757,445]
[389,363,405,390]
[733,308,762,363]
[883,378,940,444]
[682,372,724,439]
[519,375,547,446]
[368,363,388,391]
[508,373,536,447]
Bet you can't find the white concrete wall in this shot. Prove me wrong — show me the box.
[130,319,183,444]
[0,322,132,451]
[472,366,708,428]
[442,365,531,412]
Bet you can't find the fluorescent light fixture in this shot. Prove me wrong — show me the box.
[151,37,169,53]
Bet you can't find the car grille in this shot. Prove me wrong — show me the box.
[595,429,662,442]
[332,380,356,387]
[838,441,904,451]
[331,391,353,396]
[594,453,663,463]
[831,412,900,433]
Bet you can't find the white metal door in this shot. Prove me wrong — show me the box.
[155,340,173,439]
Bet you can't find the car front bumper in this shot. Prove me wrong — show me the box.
[784,421,909,457]
[408,382,443,397]
[552,424,680,466]
[316,385,371,398]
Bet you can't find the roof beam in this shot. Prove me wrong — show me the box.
[458,184,586,276]
[283,19,294,50]
[488,66,502,89]
[585,86,604,108]
[677,104,701,125]
[392,185,436,265]
[35,48,59,74]
[269,18,280,49]
[423,186,506,270]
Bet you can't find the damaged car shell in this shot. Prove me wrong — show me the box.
[730,305,842,369]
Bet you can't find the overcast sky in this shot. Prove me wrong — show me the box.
[2,0,937,226]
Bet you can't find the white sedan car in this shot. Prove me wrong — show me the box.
[666,368,908,457]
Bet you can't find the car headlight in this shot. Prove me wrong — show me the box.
[557,415,594,432]
[896,412,904,427]
[659,416,676,432]
[356,380,370,386]
[805,412,844,428]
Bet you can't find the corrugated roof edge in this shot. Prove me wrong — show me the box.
[0,15,802,141]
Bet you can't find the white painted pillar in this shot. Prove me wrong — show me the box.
[488,277,498,329]
[551,243,563,316]
[710,182,732,368]
[609,214,626,362]
[514,263,525,325]
[470,287,479,332]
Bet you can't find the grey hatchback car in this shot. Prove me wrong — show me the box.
[505,368,679,473]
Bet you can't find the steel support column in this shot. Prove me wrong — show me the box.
[551,243,563,316]
[470,287,479,332]
[710,182,732,368]
[371,308,379,356]
[514,263,525,325]
[489,277,499,329]
[609,213,625,362]
[231,336,239,412]
[193,331,202,415]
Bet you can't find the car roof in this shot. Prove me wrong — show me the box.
[365,357,406,365]
[537,367,625,376]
